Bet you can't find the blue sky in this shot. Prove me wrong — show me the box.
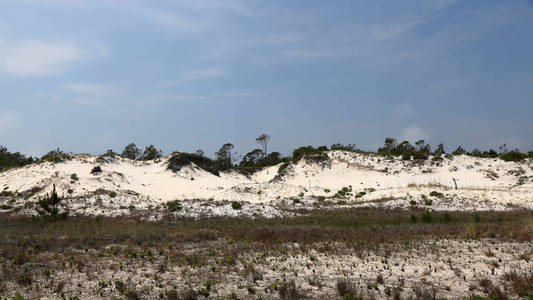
[1,0,532,158]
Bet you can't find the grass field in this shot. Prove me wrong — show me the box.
[1,209,532,299]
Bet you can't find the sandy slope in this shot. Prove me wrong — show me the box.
[1,151,532,216]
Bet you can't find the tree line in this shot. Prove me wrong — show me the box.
[1,135,532,172]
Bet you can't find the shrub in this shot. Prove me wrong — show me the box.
[0,145,34,171]
[500,151,527,162]
[96,149,118,163]
[121,143,141,160]
[0,190,13,197]
[412,152,428,160]
[424,199,433,206]
[91,166,102,175]
[336,278,359,300]
[421,210,431,223]
[240,149,288,168]
[401,153,411,160]
[36,184,68,221]
[410,214,417,223]
[291,146,326,163]
[40,148,72,163]
[277,162,290,175]
[109,191,117,198]
[304,153,330,165]
[429,191,444,198]
[70,173,79,181]
[231,201,242,210]
[452,146,466,155]
[0,204,13,210]
[278,281,301,300]
[166,200,182,212]
[167,152,219,176]
[502,269,533,296]
[141,145,163,161]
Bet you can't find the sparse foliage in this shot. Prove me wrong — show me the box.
[141,144,163,160]
[0,146,34,171]
[215,143,236,170]
[256,134,270,157]
[121,143,141,160]
[36,184,68,220]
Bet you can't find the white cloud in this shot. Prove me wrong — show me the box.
[181,68,228,80]
[0,111,17,131]
[400,125,429,142]
[0,39,105,76]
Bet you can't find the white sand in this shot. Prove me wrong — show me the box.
[1,151,532,216]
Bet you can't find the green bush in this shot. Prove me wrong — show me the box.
[40,148,72,163]
[91,166,102,175]
[429,191,444,198]
[166,200,182,212]
[167,152,219,176]
[109,191,117,198]
[36,184,68,221]
[500,151,527,162]
[140,145,163,161]
[0,146,34,172]
[421,210,431,223]
[231,201,242,210]
[96,149,117,163]
[452,146,466,155]
[0,204,13,210]
[291,146,326,163]
[410,214,417,223]
[121,143,141,160]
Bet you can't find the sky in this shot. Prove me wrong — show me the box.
[1,0,532,158]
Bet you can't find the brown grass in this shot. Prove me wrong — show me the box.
[1,209,532,262]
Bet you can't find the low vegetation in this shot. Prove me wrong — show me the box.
[0,209,531,298]
[167,152,219,176]
[2,135,531,175]
[0,146,34,172]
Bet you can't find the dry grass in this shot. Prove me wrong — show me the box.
[1,209,532,261]
[0,209,532,298]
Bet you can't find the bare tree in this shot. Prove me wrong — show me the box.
[256,134,270,158]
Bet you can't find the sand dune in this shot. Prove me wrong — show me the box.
[1,151,532,217]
